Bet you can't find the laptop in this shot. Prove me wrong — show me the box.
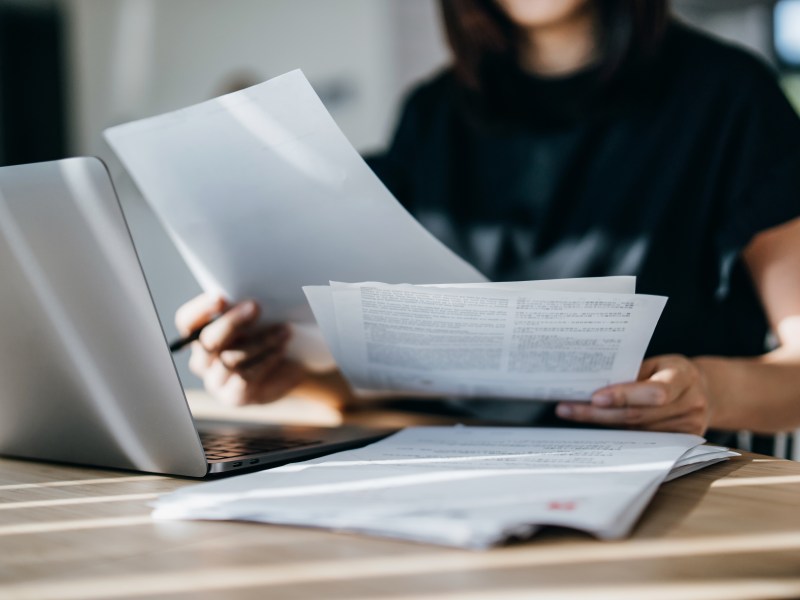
[0,157,388,477]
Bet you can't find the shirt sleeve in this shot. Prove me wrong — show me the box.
[715,62,800,297]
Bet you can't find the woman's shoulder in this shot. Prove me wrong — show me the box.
[665,21,780,91]
[396,69,461,128]
[372,69,460,188]
[664,20,800,149]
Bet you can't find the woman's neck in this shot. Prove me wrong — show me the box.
[517,6,598,77]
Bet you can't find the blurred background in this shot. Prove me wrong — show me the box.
[3,0,799,386]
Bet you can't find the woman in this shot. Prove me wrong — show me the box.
[176,0,800,436]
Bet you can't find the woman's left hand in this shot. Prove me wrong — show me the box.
[555,355,712,435]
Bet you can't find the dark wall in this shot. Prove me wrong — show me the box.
[0,1,67,166]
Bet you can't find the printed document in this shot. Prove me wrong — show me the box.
[104,70,485,363]
[304,279,667,400]
[152,426,737,548]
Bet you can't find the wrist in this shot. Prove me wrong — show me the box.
[293,368,354,410]
[691,355,743,431]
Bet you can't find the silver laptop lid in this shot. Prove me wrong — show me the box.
[0,157,207,477]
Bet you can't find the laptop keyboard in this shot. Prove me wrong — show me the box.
[199,432,323,461]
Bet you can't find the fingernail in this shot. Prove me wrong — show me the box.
[237,302,256,318]
[556,404,573,418]
[592,393,613,407]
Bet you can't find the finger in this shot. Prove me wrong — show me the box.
[203,357,232,398]
[217,361,296,407]
[175,293,228,336]
[556,402,645,427]
[560,387,704,428]
[188,343,213,377]
[591,382,670,408]
[648,356,698,387]
[639,388,708,427]
[216,372,249,407]
[218,325,290,370]
[592,358,693,408]
[637,356,661,380]
[638,412,706,435]
[219,360,295,406]
[245,360,306,404]
[235,351,284,383]
[558,399,668,426]
[199,300,260,353]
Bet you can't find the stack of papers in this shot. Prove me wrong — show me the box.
[104,69,667,393]
[304,278,666,400]
[152,426,738,548]
[104,70,486,367]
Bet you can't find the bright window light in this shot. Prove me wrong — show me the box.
[775,0,800,67]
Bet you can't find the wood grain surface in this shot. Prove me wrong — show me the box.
[1,403,800,600]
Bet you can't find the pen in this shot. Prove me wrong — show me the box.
[168,316,220,353]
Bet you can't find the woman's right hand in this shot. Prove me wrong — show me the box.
[174,293,306,406]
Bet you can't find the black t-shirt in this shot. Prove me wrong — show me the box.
[370,22,800,360]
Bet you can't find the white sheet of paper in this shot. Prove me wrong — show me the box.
[303,276,638,381]
[663,445,739,482]
[307,281,666,400]
[427,275,636,294]
[152,426,707,548]
[104,69,485,328]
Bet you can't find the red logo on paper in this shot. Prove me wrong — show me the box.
[547,501,576,511]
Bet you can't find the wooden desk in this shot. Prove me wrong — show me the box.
[2,453,799,600]
[2,419,800,599]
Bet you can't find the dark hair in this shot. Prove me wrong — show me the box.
[439,0,671,89]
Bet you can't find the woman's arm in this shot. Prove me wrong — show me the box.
[700,216,800,432]
[556,217,800,435]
